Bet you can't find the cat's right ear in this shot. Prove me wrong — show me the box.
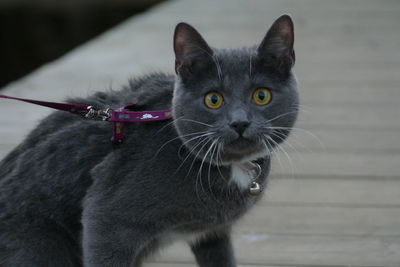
[174,22,213,76]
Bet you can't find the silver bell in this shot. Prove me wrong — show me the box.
[249,181,261,195]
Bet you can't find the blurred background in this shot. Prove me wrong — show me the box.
[0,0,165,88]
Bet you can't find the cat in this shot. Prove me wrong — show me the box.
[0,14,298,267]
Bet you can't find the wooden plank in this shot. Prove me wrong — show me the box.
[299,86,400,107]
[152,234,400,267]
[296,105,400,128]
[234,205,400,236]
[275,128,400,154]
[296,65,400,83]
[263,177,400,206]
[270,152,400,177]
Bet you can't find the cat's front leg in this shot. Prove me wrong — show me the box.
[190,230,236,267]
[82,211,159,267]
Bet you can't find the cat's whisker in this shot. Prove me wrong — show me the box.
[177,132,215,156]
[291,103,314,115]
[264,135,284,172]
[174,134,213,176]
[187,137,213,178]
[216,143,228,183]
[178,118,213,128]
[265,126,325,149]
[261,139,272,157]
[261,139,270,157]
[197,139,218,188]
[199,139,218,198]
[273,130,314,153]
[153,131,211,159]
[213,55,223,82]
[267,135,295,176]
[255,134,268,157]
[261,110,299,126]
[154,116,183,135]
[207,139,220,202]
[270,131,304,160]
[193,139,211,202]
[185,136,214,201]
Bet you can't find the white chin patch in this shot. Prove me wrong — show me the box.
[230,164,253,190]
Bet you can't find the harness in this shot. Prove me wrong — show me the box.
[0,94,172,144]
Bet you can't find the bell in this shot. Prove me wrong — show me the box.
[249,181,261,195]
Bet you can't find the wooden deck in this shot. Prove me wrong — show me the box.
[1,0,400,266]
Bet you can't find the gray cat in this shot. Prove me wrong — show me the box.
[0,15,298,267]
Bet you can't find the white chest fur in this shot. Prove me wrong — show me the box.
[230,164,253,190]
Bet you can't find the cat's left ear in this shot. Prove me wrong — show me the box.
[257,15,295,73]
[174,22,213,76]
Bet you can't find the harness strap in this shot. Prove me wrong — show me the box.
[0,94,173,144]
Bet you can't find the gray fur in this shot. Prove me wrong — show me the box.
[0,15,298,267]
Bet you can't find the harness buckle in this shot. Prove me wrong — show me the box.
[85,106,111,121]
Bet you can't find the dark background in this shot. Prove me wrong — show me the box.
[0,0,165,88]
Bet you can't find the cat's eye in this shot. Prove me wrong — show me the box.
[204,91,224,109]
[253,88,272,105]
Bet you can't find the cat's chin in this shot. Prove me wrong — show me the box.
[218,140,270,166]
[219,149,269,166]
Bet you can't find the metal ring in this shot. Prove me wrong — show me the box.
[253,162,262,180]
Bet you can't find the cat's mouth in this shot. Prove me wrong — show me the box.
[226,136,256,151]
[220,137,266,163]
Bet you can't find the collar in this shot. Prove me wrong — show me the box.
[235,161,262,196]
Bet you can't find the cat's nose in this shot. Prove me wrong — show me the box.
[230,121,250,136]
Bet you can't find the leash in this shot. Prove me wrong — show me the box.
[0,94,173,144]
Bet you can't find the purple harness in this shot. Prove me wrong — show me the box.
[0,94,173,144]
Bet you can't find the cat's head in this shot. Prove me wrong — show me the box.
[172,15,298,165]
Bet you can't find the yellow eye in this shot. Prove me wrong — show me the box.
[253,88,272,105]
[204,91,224,109]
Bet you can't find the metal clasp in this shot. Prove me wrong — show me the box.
[248,162,262,196]
[85,106,111,121]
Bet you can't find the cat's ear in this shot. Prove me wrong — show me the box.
[174,22,213,76]
[257,15,295,74]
